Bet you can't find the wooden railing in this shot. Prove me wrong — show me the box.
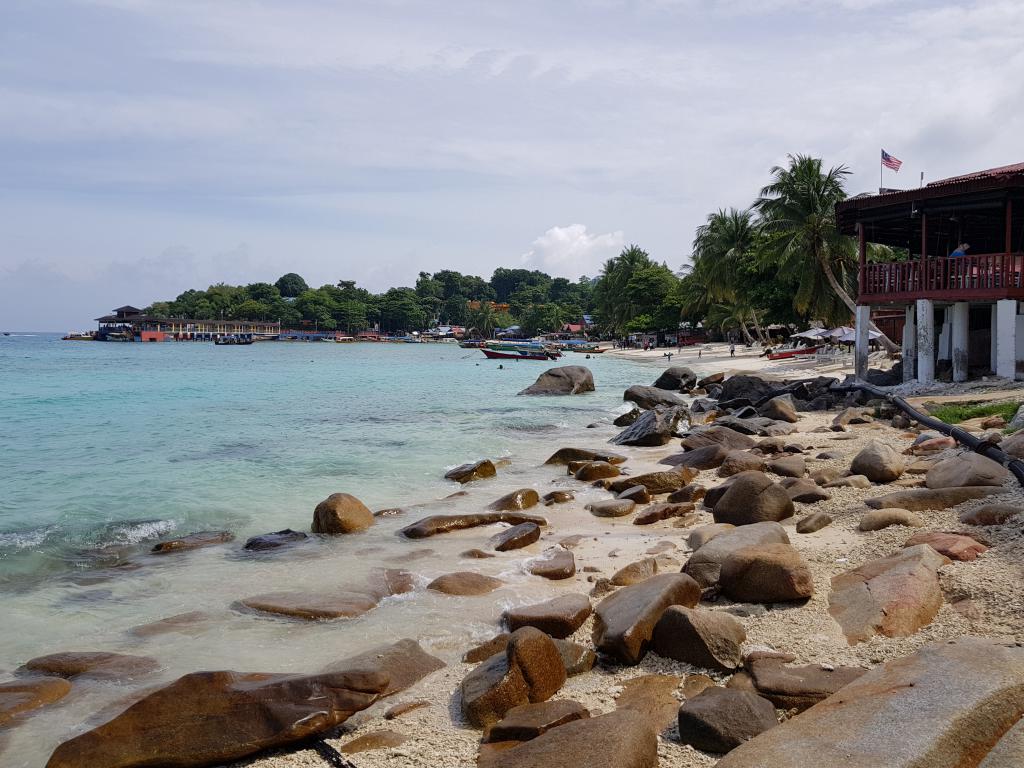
[861,252,1024,301]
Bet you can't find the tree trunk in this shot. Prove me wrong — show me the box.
[819,255,899,354]
[749,309,767,345]
[738,320,754,345]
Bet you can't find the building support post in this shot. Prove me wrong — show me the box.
[916,298,935,384]
[902,304,917,382]
[951,302,969,383]
[996,299,1017,380]
[991,304,999,372]
[854,305,871,380]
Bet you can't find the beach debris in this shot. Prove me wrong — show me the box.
[312,493,374,534]
[444,458,497,484]
[518,365,594,396]
[677,687,778,754]
[719,543,814,603]
[503,594,592,638]
[44,668,388,768]
[828,544,949,643]
[592,572,701,665]
[651,606,745,670]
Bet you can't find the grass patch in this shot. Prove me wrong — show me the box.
[926,400,1020,425]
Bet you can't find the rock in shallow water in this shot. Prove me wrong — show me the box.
[503,594,592,638]
[492,522,542,551]
[242,529,308,551]
[239,591,379,621]
[490,489,542,512]
[325,638,445,696]
[312,493,374,534]
[526,548,575,580]
[518,366,594,396]
[0,677,72,726]
[21,651,159,682]
[44,668,388,768]
[400,512,547,538]
[544,448,627,466]
[427,572,504,596]
[609,406,685,447]
[151,530,234,554]
[445,459,497,484]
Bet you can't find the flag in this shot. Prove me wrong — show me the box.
[881,149,902,172]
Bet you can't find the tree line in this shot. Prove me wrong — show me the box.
[145,154,883,341]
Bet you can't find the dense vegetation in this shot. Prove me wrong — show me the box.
[145,154,884,340]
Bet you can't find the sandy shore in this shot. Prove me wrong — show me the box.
[240,370,1024,768]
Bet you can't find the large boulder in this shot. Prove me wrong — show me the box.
[607,467,698,495]
[518,366,594,396]
[484,699,591,743]
[492,523,542,551]
[586,499,636,518]
[527,548,576,580]
[477,710,657,768]
[610,406,686,447]
[653,366,698,391]
[592,573,701,665]
[681,426,756,452]
[828,544,949,643]
[45,668,388,768]
[401,512,547,538]
[624,385,685,410]
[460,627,567,728]
[849,440,905,483]
[904,531,988,561]
[503,594,593,639]
[326,639,445,696]
[445,459,497,484]
[312,493,375,534]
[718,450,768,477]
[662,444,730,470]
[743,656,866,712]
[683,522,790,588]
[0,678,72,726]
[711,471,794,526]
[544,448,627,466]
[651,606,745,670]
[719,543,813,603]
[758,395,799,424]
[491,489,542,511]
[21,652,159,681]
[718,375,778,404]
[925,453,1011,488]
[865,486,1007,511]
[574,461,621,481]
[715,637,1024,768]
[677,687,778,754]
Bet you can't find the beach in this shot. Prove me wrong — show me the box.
[3,334,1024,767]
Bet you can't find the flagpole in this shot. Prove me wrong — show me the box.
[880,150,883,193]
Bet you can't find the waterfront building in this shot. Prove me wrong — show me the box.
[95,305,281,341]
[840,162,1024,383]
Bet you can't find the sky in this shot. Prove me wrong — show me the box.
[2,0,1023,330]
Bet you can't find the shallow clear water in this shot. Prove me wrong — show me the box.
[0,334,676,765]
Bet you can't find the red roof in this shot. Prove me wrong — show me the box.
[928,162,1024,187]
[562,323,583,333]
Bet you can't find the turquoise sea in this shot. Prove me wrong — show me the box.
[0,333,678,766]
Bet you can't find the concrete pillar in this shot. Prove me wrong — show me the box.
[991,303,999,372]
[937,307,952,363]
[902,305,916,382]
[951,302,969,383]
[916,299,935,383]
[854,305,871,380]
[996,299,1017,379]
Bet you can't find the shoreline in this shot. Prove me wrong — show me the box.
[4,351,1024,768]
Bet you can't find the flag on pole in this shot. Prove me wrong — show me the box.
[881,149,903,171]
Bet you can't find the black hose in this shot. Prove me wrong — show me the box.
[829,381,1024,487]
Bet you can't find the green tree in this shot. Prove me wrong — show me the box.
[275,273,309,298]
[231,299,268,320]
[466,302,496,339]
[691,208,757,303]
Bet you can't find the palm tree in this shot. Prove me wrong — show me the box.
[593,245,652,334]
[691,208,757,303]
[466,302,496,339]
[754,154,896,352]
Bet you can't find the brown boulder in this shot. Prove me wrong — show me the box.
[664,444,730,470]
[485,699,591,743]
[610,406,685,447]
[681,425,755,451]
[823,474,871,489]
[610,557,659,586]
[574,461,621,481]
[925,453,1011,489]
[718,450,768,478]
[767,455,806,478]
[491,489,541,511]
[327,639,445,696]
[400,512,547,538]
[446,459,497,484]
[544,448,627,466]
[503,594,592,639]
[711,471,795,526]
[477,710,657,768]
[492,523,542,551]
[615,673,682,734]
[592,573,701,665]
[850,440,906,483]
[745,656,866,711]
[865,486,1007,511]
[668,483,708,502]
[781,478,829,503]
[542,490,574,505]
[651,606,745,670]
[312,493,374,534]
[151,530,234,553]
[527,548,576,580]
[858,508,924,531]
[960,503,1020,526]
[633,502,694,525]
[518,365,595,396]
[677,687,778,754]
[795,511,832,533]
[427,572,504,596]
[759,395,799,424]
[460,627,567,728]
[586,498,636,518]
[719,543,813,603]
[904,531,988,561]
[464,634,512,664]
[239,591,378,620]
[0,677,72,726]
[617,485,652,504]
[828,544,949,643]
[624,384,685,410]
[45,668,387,768]
[715,637,1024,768]
[21,651,159,681]
[683,522,790,588]
[607,467,698,495]
[687,523,735,550]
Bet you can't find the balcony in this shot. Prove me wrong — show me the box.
[861,252,1024,303]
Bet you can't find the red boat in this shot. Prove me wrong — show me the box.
[766,345,822,361]
[481,348,555,361]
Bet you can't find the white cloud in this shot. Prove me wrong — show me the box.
[520,224,625,278]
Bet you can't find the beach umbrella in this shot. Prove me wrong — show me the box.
[826,326,854,339]
[835,329,882,343]
[792,328,829,339]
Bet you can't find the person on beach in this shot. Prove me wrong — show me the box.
[950,242,970,258]
[729,343,735,357]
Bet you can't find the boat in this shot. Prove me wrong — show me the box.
[214,334,255,346]
[482,348,553,361]
[334,336,355,343]
[459,340,485,349]
[481,341,561,361]
[766,344,822,361]
[62,332,95,341]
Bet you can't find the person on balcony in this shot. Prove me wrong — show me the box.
[950,242,970,258]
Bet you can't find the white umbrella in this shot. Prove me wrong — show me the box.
[826,326,854,339]
[792,328,829,339]
[836,329,882,343]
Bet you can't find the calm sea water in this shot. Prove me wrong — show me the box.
[0,333,674,766]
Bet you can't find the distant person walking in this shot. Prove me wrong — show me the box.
[729,343,735,358]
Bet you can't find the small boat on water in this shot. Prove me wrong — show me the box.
[481,341,561,361]
[766,344,822,361]
[62,332,95,341]
[214,334,255,346]
[459,340,485,349]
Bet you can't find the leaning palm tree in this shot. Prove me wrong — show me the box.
[754,154,896,352]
